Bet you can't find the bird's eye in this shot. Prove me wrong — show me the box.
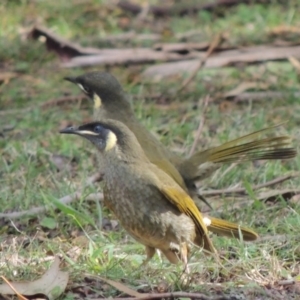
[77,83,91,94]
[82,84,91,94]
[94,125,102,133]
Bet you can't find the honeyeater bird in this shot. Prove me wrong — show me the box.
[63,72,295,241]
[61,119,258,244]
[60,120,219,270]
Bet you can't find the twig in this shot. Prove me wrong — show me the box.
[189,96,210,157]
[0,95,86,116]
[143,45,300,78]
[0,173,103,219]
[94,292,230,300]
[176,34,224,93]
[232,91,300,102]
[277,279,296,286]
[95,292,233,300]
[117,0,266,18]
[82,31,162,44]
[200,173,299,196]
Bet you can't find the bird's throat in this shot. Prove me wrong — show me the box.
[93,93,102,109]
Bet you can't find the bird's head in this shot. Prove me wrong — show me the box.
[60,119,147,162]
[64,72,132,117]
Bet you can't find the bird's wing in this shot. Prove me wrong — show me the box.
[159,185,216,253]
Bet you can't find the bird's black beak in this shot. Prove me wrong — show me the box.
[59,126,79,135]
[60,126,99,137]
[64,76,77,83]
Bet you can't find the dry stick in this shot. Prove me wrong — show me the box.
[0,95,86,116]
[0,173,103,219]
[82,31,162,44]
[101,293,230,300]
[177,34,224,94]
[188,96,210,157]
[200,173,299,196]
[117,0,261,18]
[233,91,300,102]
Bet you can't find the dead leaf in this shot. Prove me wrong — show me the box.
[86,274,144,298]
[0,256,68,300]
[289,56,300,74]
[269,25,300,36]
[290,193,300,205]
[0,276,28,300]
[218,100,236,113]
[0,72,19,84]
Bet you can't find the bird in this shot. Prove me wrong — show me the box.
[60,118,258,246]
[63,72,295,241]
[60,119,219,270]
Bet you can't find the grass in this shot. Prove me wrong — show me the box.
[0,0,300,299]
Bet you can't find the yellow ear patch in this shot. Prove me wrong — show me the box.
[93,93,102,109]
[105,131,117,151]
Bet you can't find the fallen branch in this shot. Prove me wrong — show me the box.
[0,173,103,219]
[232,91,300,102]
[84,31,162,44]
[30,26,103,59]
[143,45,300,78]
[200,173,300,196]
[117,0,267,18]
[62,48,199,68]
[95,292,230,300]
[153,41,231,53]
[30,26,203,66]
[30,26,300,72]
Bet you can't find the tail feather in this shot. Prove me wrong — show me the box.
[205,216,258,241]
[183,124,296,181]
[208,137,296,163]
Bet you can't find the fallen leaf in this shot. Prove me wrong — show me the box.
[0,276,28,300]
[269,25,300,36]
[289,56,300,74]
[0,256,68,300]
[218,100,236,113]
[0,72,19,85]
[86,274,143,298]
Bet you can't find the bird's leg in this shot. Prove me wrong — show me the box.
[180,242,190,274]
[140,246,156,267]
